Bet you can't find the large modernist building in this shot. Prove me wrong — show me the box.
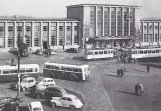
[140,18,161,46]
[67,4,141,48]
[0,16,79,50]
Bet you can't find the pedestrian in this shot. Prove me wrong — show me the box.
[147,65,150,73]
[117,56,120,64]
[134,57,136,64]
[124,66,127,73]
[117,68,120,77]
[120,68,124,77]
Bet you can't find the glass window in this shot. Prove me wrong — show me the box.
[61,97,66,100]
[104,51,107,54]
[2,69,10,74]
[73,68,78,72]
[61,66,66,71]
[148,50,151,53]
[67,67,72,71]
[78,68,82,72]
[20,68,25,73]
[94,51,98,55]
[99,51,103,54]
[55,66,60,70]
[26,68,32,72]
[10,69,17,73]
[32,68,37,72]
[52,65,55,69]
[67,98,72,101]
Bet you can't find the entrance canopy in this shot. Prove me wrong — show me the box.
[95,36,134,41]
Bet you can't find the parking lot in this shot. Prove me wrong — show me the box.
[0,51,161,111]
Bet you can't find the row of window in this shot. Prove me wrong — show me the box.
[132,49,161,54]
[0,68,38,74]
[86,50,114,55]
[44,64,82,73]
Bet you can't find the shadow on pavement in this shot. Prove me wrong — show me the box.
[104,74,118,77]
[117,91,136,96]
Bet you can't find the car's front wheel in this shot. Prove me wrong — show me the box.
[70,105,75,110]
[51,102,56,107]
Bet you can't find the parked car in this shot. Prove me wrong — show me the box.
[50,94,83,110]
[65,47,79,53]
[30,85,67,99]
[36,78,56,91]
[10,77,37,91]
[28,101,44,111]
[0,97,21,111]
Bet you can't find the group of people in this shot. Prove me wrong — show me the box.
[117,66,126,77]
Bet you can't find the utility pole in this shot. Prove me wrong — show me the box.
[15,15,21,98]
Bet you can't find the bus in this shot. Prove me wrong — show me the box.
[43,62,90,81]
[0,64,39,82]
[129,47,161,59]
[84,48,114,60]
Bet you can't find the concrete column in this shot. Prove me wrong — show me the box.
[5,22,8,48]
[153,22,155,43]
[48,22,51,47]
[40,21,43,46]
[72,22,74,46]
[95,6,97,36]
[159,23,160,42]
[56,22,59,46]
[142,22,144,43]
[128,7,130,36]
[23,21,26,43]
[109,7,111,36]
[32,21,34,47]
[102,6,104,36]
[14,21,17,48]
[115,7,118,36]
[64,22,66,46]
[122,7,124,36]
[147,22,149,43]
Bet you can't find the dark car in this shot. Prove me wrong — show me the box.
[30,85,67,99]
[65,47,81,53]
[0,97,21,111]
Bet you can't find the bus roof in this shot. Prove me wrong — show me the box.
[86,48,114,52]
[0,64,39,70]
[44,62,89,68]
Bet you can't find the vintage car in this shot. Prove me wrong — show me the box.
[36,78,56,91]
[50,94,83,110]
[10,77,37,91]
[28,101,44,111]
[30,85,67,99]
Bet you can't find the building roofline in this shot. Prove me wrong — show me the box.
[140,17,161,21]
[66,4,142,8]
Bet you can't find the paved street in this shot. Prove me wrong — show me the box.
[0,51,161,111]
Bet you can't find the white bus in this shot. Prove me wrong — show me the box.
[43,62,90,81]
[129,47,161,59]
[0,64,40,82]
[84,48,114,60]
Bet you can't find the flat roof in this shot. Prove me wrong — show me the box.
[95,36,134,40]
[0,16,79,22]
[67,4,141,8]
[140,17,161,21]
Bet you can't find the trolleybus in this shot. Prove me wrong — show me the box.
[43,62,90,81]
[84,48,114,60]
[0,64,40,82]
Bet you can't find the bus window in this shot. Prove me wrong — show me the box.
[140,50,143,54]
[10,69,17,73]
[46,65,51,69]
[73,68,78,72]
[2,69,10,74]
[61,66,66,71]
[144,50,147,54]
[20,68,25,73]
[52,65,55,69]
[152,50,155,53]
[111,50,113,53]
[26,68,32,72]
[108,50,110,54]
[32,68,37,72]
[94,51,98,55]
[148,50,151,53]
[156,50,159,53]
[78,68,82,72]
[0,70,1,74]
[67,67,72,71]
[55,65,60,70]
[104,51,107,54]
[99,51,103,54]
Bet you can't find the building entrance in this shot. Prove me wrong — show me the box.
[43,41,48,49]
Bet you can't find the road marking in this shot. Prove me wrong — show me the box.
[98,74,115,111]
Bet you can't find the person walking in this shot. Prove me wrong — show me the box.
[147,65,150,73]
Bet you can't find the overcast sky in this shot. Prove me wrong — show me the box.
[0,0,160,19]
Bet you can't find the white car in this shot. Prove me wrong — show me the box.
[50,94,83,110]
[28,101,44,111]
[36,78,56,91]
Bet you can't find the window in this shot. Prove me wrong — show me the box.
[148,50,151,53]
[59,26,63,31]
[55,66,60,70]
[155,26,158,30]
[94,51,98,55]
[43,26,48,31]
[10,69,17,73]
[26,68,32,72]
[67,98,72,101]
[2,69,10,74]
[73,68,78,72]
[61,97,66,100]
[67,67,72,71]
[99,51,103,54]
[32,68,37,72]
[20,68,25,73]
[61,66,66,71]
[78,68,82,72]
[144,26,147,30]
[104,51,107,54]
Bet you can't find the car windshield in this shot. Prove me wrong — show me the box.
[21,79,28,83]
[33,107,42,111]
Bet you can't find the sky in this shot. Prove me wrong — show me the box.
[0,0,160,19]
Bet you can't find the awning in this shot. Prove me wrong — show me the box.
[95,36,134,41]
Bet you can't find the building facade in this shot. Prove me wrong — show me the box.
[0,16,79,50]
[67,4,141,48]
[140,18,161,46]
